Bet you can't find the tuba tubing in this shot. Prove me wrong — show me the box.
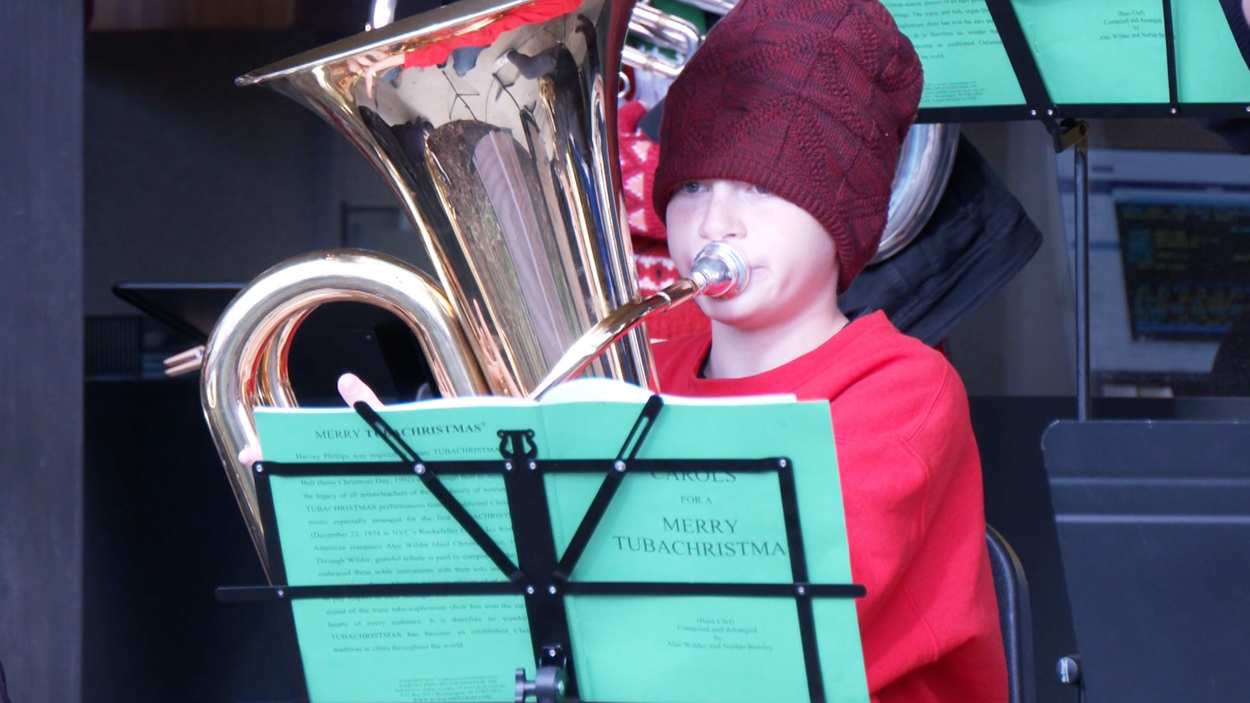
[200,249,488,578]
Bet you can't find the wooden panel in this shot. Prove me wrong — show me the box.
[0,1,84,702]
[89,0,296,30]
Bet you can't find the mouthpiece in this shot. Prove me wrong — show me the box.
[689,242,750,298]
[529,243,750,398]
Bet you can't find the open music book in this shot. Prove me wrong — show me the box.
[252,380,868,703]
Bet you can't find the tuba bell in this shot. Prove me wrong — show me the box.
[202,0,737,579]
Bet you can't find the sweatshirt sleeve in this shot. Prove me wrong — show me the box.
[833,363,996,702]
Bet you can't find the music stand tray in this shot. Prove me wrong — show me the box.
[112,282,243,342]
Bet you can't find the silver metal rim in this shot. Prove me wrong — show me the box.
[873,122,961,265]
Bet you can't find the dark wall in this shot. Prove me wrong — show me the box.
[947,122,1075,398]
[79,29,398,703]
[85,32,342,317]
[0,2,84,702]
[84,382,301,703]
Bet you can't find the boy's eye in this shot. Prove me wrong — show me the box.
[681,181,704,194]
[749,184,771,195]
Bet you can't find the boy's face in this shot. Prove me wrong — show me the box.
[665,179,840,331]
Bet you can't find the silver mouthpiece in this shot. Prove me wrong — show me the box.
[529,241,750,398]
[689,242,750,298]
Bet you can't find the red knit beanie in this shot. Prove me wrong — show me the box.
[652,0,923,293]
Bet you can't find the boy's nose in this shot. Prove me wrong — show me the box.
[699,223,743,241]
[698,190,745,241]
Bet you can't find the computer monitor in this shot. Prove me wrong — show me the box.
[1115,198,1250,341]
[1057,149,1250,379]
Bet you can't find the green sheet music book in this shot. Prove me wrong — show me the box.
[881,0,1026,109]
[1172,0,1250,104]
[1013,0,1169,105]
[878,0,1250,116]
[254,380,867,703]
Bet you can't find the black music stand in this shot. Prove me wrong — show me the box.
[112,282,244,342]
[113,281,435,401]
[217,398,866,703]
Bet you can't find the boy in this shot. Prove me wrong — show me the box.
[650,1,1009,701]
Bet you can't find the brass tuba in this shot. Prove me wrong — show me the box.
[200,0,952,580]
[202,0,734,579]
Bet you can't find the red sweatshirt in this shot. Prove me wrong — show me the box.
[653,311,1007,703]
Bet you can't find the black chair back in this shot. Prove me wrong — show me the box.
[987,525,1035,703]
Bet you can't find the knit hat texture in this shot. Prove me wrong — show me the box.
[652,0,923,292]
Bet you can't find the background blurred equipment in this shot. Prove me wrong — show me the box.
[628,2,700,63]
[1054,147,1250,395]
[621,2,702,80]
[670,0,735,14]
[1043,420,1250,702]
